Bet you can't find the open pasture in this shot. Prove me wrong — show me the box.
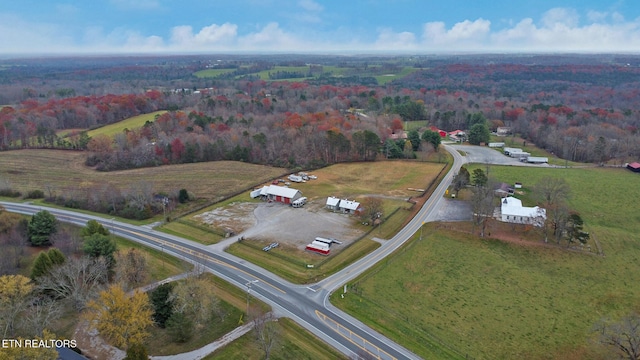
[333,165,640,359]
[87,110,167,138]
[0,149,287,201]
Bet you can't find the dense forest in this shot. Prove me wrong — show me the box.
[1,54,639,170]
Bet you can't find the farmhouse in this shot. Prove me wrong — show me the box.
[496,127,511,136]
[251,185,302,205]
[500,197,546,227]
[326,196,341,211]
[325,197,361,214]
[627,162,640,173]
[338,199,361,214]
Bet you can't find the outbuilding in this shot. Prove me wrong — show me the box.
[326,196,341,211]
[627,162,640,173]
[263,185,302,204]
[526,157,548,164]
[338,199,361,214]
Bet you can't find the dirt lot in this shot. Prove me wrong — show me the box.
[194,200,365,250]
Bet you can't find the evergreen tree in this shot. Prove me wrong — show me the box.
[31,251,53,280]
[28,211,58,246]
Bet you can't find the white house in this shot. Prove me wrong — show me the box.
[500,197,546,227]
[326,196,341,211]
[338,199,360,214]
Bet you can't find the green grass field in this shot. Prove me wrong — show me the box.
[87,110,167,138]
[332,165,640,359]
[194,68,238,78]
[205,317,348,360]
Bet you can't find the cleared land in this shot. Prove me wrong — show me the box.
[185,160,447,283]
[333,165,640,359]
[87,110,167,138]
[0,149,287,202]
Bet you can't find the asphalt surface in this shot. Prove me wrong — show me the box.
[2,144,467,360]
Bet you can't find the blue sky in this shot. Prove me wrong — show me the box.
[1,0,640,54]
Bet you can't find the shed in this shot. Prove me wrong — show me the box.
[627,162,640,173]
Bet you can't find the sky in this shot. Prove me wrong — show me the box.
[1,0,640,55]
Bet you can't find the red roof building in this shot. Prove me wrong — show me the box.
[627,162,640,173]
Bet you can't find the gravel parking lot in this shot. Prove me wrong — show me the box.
[196,200,365,250]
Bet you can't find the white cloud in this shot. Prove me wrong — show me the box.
[540,8,579,29]
[298,0,323,12]
[422,19,491,48]
[373,28,416,50]
[5,6,640,55]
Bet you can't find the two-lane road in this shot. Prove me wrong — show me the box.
[2,144,465,359]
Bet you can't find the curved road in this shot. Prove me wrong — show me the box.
[1,145,465,360]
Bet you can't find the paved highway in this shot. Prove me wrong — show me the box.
[1,144,465,360]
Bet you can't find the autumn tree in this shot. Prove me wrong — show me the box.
[28,210,58,246]
[0,329,58,360]
[0,274,34,337]
[22,295,62,336]
[86,284,154,349]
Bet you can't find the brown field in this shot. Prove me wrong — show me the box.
[0,149,287,201]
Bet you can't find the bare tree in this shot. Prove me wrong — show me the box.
[595,313,640,360]
[35,256,109,310]
[22,295,62,336]
[114,248,149,291]
[535,177,571,243]
[470,181,496,238]
[252,312,281,360]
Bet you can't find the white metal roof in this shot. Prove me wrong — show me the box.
[266,185,301,199]
[339,199,360,211]
[326,196,340,206]
[501,197,546,219]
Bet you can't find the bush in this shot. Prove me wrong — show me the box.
[0,188,22,198]
[24,189,45,199]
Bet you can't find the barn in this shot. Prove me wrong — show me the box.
[627,162,640,173]
[263,185,302,204]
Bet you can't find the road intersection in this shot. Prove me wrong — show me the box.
[2,144,466,360]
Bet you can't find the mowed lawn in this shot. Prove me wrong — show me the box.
[0,149,287,201]
[87,110,167,138]
[332,165,640,359]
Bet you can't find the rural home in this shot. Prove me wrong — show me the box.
[326,196,341,211]
[500,197,546,227]
[496,127,511,136]
[325,197,361,214]
[338,199,361,214]
[627,162,640,173]
[251,185,302,205]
